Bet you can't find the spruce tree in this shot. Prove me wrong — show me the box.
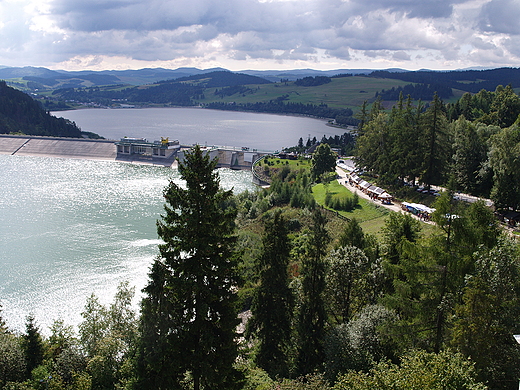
[297,209,330,375]
[419,93,450,187]
[22,315,44,377]
[137,145,241,390]
[247,210,293,378]
[338,218,365,249]
[311,143,337,182]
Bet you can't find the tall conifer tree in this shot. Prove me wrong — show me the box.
[297,209,330,375]
[247,210,293,378]
[23,315,44,377]
[420,93,450,187]
[137,145,241,390]
[0,303,7,334]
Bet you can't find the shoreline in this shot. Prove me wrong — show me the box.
[53,105,333,124]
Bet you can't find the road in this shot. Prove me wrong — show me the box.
[335,166,431,223]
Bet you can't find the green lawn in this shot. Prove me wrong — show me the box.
[255,156,312,177]
[312,180,390,236]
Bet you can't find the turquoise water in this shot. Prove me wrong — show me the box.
[0,154,256,334]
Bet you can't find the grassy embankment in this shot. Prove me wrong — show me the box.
[312,180,390,236]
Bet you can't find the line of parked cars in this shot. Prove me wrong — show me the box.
[403,181,441,197]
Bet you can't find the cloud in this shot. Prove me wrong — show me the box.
[479,0,520,35]
[392,51,411,61]
[1,0,520,70]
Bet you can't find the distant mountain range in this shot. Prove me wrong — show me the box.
[0,65,395,87]
[0,64,507,91]
[3,65,520,120]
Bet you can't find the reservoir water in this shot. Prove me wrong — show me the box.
[3,108,339,334]
[0,154,257,334]
[54,107,335,151]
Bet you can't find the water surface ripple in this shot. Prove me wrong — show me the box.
[0,155,256,334]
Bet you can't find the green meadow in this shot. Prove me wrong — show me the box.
[200,76,409,111]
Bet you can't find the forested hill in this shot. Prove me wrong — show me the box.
[0,81,83,137]
[368,67,520,93]
[52,71,272,107]
[175,70,271,87]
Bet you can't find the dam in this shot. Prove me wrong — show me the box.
[0,134,273,171]
[0,134,117,160]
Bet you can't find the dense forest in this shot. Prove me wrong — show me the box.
[207,101,358,125]
[0,81,85,137]
[368,67,520,93]
[376,82,453,100]
[294,76,332,87]
[355,85,520,211]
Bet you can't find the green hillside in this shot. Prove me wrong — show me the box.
[11,67,520,120]
[198,75,407,110]
[0,81,98,138]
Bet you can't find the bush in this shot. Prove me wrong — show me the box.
[333,350,486,390]
[0,333,26,387]
[274,373,330,390]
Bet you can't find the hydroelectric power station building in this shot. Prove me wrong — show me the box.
[115,137,180,159]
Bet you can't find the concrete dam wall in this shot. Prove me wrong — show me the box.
[0,134,117,160]
[0,135,273,172]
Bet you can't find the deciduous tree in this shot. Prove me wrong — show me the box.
[451,238,520,390]
[325,246,374,324]
[0,332,26,387]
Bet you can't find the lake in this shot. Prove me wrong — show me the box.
[53,107,336,151]
[2,108,342,334]
[0,154,257,334]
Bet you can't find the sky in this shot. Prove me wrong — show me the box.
[1,0,520,72]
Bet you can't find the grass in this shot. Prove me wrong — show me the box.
[312,180,390,236]
[312,179,441,238]
[262,157,312,169]
[198,76,410,111]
